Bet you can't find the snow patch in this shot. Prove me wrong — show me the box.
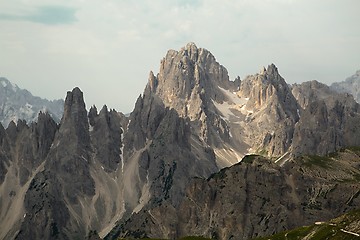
[88,118,94,132]
[11,82,18,92]
[213,86,252,120]
[218,86,247,105]
[25,103,32,109]
[1,81,7,88]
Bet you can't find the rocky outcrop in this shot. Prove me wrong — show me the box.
[292,81,360,156]
[0,112,58,240]
[121,84,218,213]
[147,44,302,164]
[6,88,127,239]
[235,64,300,157]
[0,77,63,127]
[112,152,360,240]
[147,43,239,166]
[46,87,95,203]
[331,69,360,103]
[15,88,94,239]
[89,105,123,172]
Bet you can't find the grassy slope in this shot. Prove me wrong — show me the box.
[253,209,360,240]
[117,237,212,240]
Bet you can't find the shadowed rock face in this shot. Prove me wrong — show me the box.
[0,112,58,240]
[88,105,123,172]
[121,85,219,212]
[0,88,127,240]
[15,171,70,240]
[15,88,95,239]
[111,153,360,240]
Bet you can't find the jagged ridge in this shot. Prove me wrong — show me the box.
[0,77,64,127]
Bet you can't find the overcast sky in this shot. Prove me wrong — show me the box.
[1,0,359,113]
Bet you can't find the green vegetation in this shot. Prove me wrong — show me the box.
[179,237,212,240]
[117,237,211,240]
[253,209,360,240]
[117,238,166,240]
[301,155,333,169]
[242,154,259,164]
[253,224,359,240]
[346,146,360,153]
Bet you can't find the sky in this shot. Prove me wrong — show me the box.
[0,0,359,113]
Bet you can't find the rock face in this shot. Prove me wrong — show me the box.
[1,43,360,240]
[0,112,58,239]
[121,83,218,212]
[331,70,360,103]
[0,77,64,127]
[112,152,360,240]
[292,81,360,156]
[147,43,299,167]
[149,43,239,167]
[0,88,127,240]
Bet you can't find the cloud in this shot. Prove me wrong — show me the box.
[0,5,77,25]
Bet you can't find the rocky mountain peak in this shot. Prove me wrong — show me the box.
[58,87,90,151]
[61,87,88,129]
[240,63,298,114]
[257,64,280,78]
[0,77,64,127]
[266,63,279,75]
[63,87,86,121]
[0,77,19,92]
[331,69,360,103]
[148,71,157,91]
[149,43,234,120]
[180,42,199,61]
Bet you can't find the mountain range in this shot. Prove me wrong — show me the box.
[0,43,360,240]
[331,69,360,103]
[0,77,64,127]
